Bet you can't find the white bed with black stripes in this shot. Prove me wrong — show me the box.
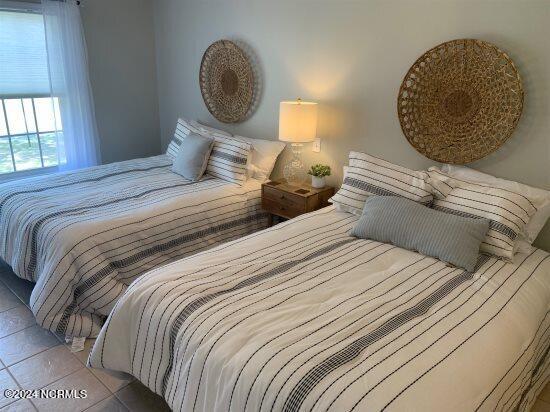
[0,155,267,338]
[89,206,550,411]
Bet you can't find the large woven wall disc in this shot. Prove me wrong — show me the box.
[397,39,524,164]
[199,40,255,123]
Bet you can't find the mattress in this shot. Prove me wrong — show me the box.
[89,206,550,411]
[0,155,267,337]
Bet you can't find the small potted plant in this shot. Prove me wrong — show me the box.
[308,164,331,188]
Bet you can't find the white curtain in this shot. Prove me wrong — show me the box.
[42,0,100,170]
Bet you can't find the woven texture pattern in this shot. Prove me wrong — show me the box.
[397,39,524,164]
[200,40,254,123]
[351,196,489,271]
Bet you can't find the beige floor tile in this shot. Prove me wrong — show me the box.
[0,370,20,408]
[9,345,83,390]
[532,399,550,412]
[89,367,134,394]
[0,326,59,366]
[31,368,110,412]
[0,399,36,411]
[84,395,128,412]
[115,381,170,412]
[0,307,36,339]
[62,338,133,393]
[0,284,21,314]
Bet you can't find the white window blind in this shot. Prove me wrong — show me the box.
[0,10,51,96]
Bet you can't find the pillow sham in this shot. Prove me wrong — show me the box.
[440,164,550,247]
[205,135,252,185]
[233,135,286,181]
[191,120,232,137]
[351,196,489,272]
[428,167,538,260]
[329,151,433,215]
[171,133,214,181]
[194,121,285,181]
[166,118,208,160]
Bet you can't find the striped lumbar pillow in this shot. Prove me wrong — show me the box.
[427,167,538,260]
[166,118,230,160]
[351,196,489,272]
[205,135,252,186]
[330,151,433,215]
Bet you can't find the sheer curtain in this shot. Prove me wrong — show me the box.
[42,0,100,170]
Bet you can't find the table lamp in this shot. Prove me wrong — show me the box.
[278,99,318,183]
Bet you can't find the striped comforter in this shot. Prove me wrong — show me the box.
[0,155,267,338]
[89,207,550,411]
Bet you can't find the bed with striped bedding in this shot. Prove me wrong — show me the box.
[89,206,550,411]
[0,155,267,338]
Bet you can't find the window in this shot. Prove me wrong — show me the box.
[0,8,66,176]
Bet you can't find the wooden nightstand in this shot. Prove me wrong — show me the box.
[262,180,335,225]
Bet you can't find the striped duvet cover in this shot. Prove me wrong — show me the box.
[89,206,550,411]
[0,155,267,338]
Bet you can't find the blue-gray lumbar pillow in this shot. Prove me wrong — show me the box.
[350,196,490,271]
[172,132,215,181]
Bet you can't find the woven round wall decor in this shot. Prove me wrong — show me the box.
[199,40,255,123]
[397,39,524,164]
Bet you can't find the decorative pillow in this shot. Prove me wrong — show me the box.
[439,164,550,250]
[167,118,234,161]
[329,151,433,215]
[193,121,286,181]
[171,133,214,181]
[351,196,490,272]
[233,135,286,181]
[205,135,252,185]
[428,167,539,260]
[166,118,205,160]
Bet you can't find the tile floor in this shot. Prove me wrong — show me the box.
[0,263,170,411]
[0,261,549,411]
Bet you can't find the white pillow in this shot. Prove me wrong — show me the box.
[195,121,285,181]
[440,165,550,248]
[232,135,285,182]
[329,151,432,215]
[206,135,252,186]
[332,165,359,215]
[166,118,211,160]
[191,120,232,137]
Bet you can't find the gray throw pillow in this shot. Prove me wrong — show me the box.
[350,196,490,271]
[171,132,214,181]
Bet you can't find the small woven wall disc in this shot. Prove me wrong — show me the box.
[397,39,524,164]
[199,40,255,123]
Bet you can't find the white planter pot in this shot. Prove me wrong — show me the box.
[311,176,326,189]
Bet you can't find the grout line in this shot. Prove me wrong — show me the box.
[0,323,39,346]
[2,364,24,409]
[0,278,33,309]
[2,338,60,369]
[5,339,81,372]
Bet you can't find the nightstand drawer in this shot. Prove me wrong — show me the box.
[261,180,334,225]
[262,197,304,219]
[263,185,304,207]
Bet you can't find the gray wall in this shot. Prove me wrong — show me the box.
[81,0,160,164]
[153,0,550,250]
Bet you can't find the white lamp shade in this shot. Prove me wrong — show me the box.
[278,100,318,143]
